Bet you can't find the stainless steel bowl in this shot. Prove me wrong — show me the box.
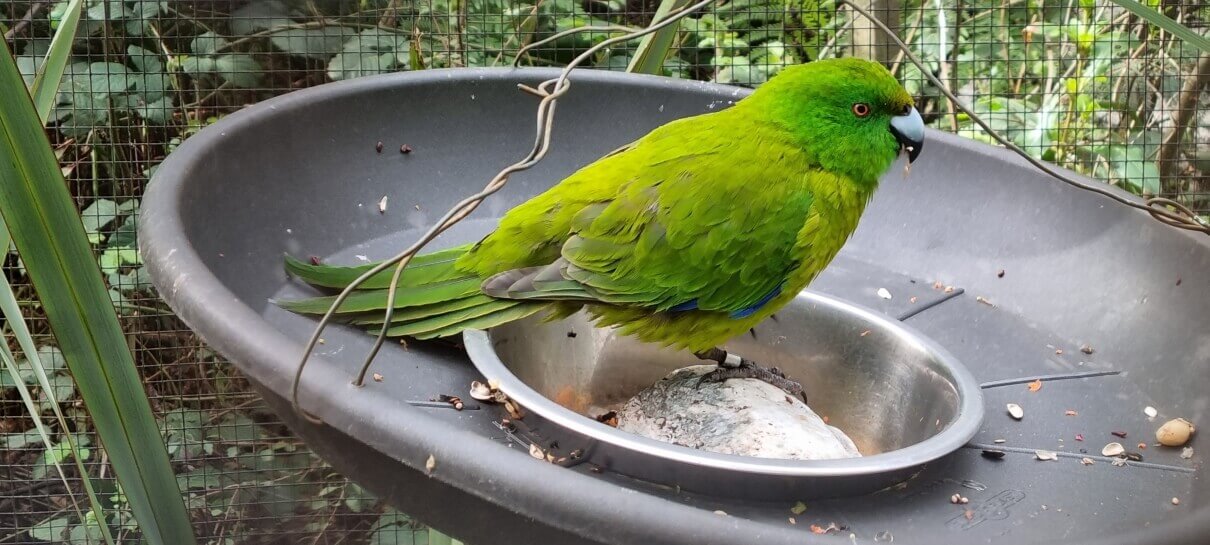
[464,290,983,499]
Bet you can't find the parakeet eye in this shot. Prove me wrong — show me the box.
[852,103,871,117]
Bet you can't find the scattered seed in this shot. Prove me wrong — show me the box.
[425,454,436,473]
[529,444,545,460]
[877,287,893,299]
[1181,447,1194,459]
[309,255,321,265]
[373,373,383,382]
[714,510,727,516]
[1065,410,1078,416]
[950,494,961,504]
[504,399,524,419]
[1102,442,1125,457]
[1027,379,1043,392]
[809,524,826,534]
[1007,403,1024,420]
[1126,452,1143,461]
[997,269,1005,278]
[355,254,369,262]
[994,439,1007,444]
[788,517,796,525]
[1137,442,1147,450]
[1111,431,1128,438]
[791,501,807,515]
[1111,457,1127,467]
[976,296,994,307]
[375,141,384,153]
[1080,457,1095,466]
[944,285,955,294]
[1144,406,1158,419]
[1176,277,1182,286]
[317,338,325,345]
[950,494,969,504]
[437,394,464,410]
[933,281,944,290]
[1075,434,1084,441]
[860,330,871,337]
[981,449,1006,460]
[400,144,413,154]
[1080,344,1094,355]
[378,195,388,213]
[1172,497,1180,505]
[963,510,974,521]
[910,296,918,303]
[1035,450,1058,461]
[1156,418,1195,447]
[566,331,577,338]
[1055,348,1064,355]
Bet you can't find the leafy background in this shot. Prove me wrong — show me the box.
[1,0,1207,543]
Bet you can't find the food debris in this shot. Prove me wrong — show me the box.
[1075,434,1084,441]
[877,287,893,299]
[1144,406,1158,419]
[1156,418,1195,447]
[1027,379,1043,392]
[1080,344,1094,355]
[1080,457,1095,466]
[1111,431,1128,438]
[910,296,918,303]
[963,510,974,521]
[595,411,619,427]
[860,330,871,337]
[437,394,464,410]
[373,373,383,382]
[469,381,493,401]
[994,439,1006,444]
[713,510,727,516]
[1035,450,1058,461]
[309,255,322,265]
[1126,452,1144,462]
[355,254,369,262]
[378,195,388,213]
[1181,447,1194,459]
[1055,349,1064,355]
[1007,403,1024,420]
[975,296,994,306]
[375,141,384,153]
[1065,410,1078,416]
[981,449,1006,460]
[400,144,413,154]
[997,269,1005,278]
[791,501,807,515]
[425,454,436,473]
[504,399,525,419]
[933,281,944,290]
[317,338,325,345]
[1172,497,1181,505]
[529,444,546,460]
[808,523,843,535]
[1111,457,1127,467]
[944,285,955,294]
[1102,442,1125,457]
[950,494,969,504]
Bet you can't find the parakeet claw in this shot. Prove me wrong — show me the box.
[693,349,808,404]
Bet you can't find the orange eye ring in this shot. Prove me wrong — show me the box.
[852,103,871,117]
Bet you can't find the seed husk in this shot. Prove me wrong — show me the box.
[1007,403,1024,420]
[1035,450,1058,461]
[981,449,1006,460]
[469,381,494,401]
[1102,442,1125,457]
[1144,406,1158,419]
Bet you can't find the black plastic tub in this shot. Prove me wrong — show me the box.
[141,67,1209,545]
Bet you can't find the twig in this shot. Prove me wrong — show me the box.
[3,1,49,43]
[1157,52,1210,189]
[290,0,719,423]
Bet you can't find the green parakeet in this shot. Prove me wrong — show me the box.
[279,58,924,396]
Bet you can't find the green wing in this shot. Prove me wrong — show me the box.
[483,112,819,316]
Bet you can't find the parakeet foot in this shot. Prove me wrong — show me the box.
[693,348,807,403]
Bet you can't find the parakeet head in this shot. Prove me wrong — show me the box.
[744,58,924,186]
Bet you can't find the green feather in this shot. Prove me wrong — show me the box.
[275,277,482,315]
[410,304,546,339]
[284,244,471,289]
[349,294,497,325]
[381,299,523,337]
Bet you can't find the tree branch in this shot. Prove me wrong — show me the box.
[1158,52,1210,190]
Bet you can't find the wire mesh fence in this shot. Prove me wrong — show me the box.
[1,0,1207,543]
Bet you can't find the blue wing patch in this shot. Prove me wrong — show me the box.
[728,284,784,319]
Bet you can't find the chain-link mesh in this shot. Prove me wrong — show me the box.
[2,0,1207,543]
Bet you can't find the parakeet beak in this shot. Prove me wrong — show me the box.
[890,107,925,163]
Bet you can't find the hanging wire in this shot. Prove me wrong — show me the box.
[290,0,1209,424]
[290,0,718,424]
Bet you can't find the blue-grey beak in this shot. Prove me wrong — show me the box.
[890,107,924,163]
